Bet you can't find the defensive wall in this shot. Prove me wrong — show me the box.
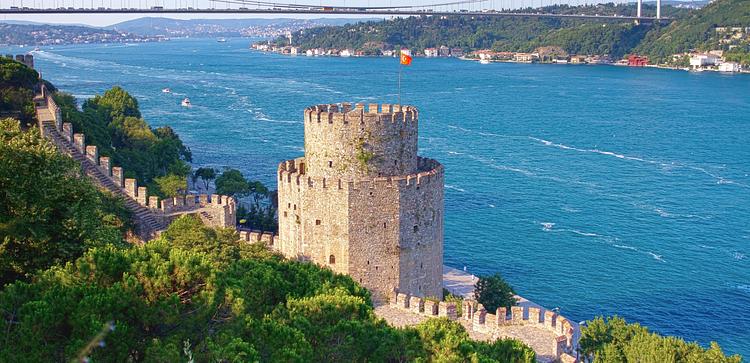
[389,289,579,363]
[3,54,34,69]
[277,102,444,301]
[32,79,236,240]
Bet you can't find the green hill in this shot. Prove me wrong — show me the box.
[635,0,750,61]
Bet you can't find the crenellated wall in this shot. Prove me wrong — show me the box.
[303,102,419,179]
[4,54,34,69]
[34,83,236,239]
[62,127,237,229]
[389,289,579,362]
[278,107,445,301]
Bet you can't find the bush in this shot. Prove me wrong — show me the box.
[474,273,518,312]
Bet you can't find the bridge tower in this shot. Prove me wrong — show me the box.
[276,103,444,300]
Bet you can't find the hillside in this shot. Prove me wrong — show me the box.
[635,0,750,60]
[108,17,375,37]
[274,3,690,58]
[0,23,152,45]
[274,0,749,61]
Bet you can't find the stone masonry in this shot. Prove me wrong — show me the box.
[277,103,444,300]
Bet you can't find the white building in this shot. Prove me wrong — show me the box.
[689,54,720,68]
[340,49,352,57]
[719,62,740,72]
[424,48,438,57]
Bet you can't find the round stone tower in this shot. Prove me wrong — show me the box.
[277,102,444,300]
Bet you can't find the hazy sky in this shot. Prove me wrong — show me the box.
[0,0,617,26]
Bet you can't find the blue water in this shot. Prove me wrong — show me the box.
[11,38,750,356]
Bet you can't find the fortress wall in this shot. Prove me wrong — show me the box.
[277,157,351,273]
[347,175,402,299]
[397,158,444,299]
[277,157,443,299]
[458,299,579,360]
[303,103,419,179]
[6,54,34,69]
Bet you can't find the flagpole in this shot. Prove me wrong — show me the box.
[398,61,402,106]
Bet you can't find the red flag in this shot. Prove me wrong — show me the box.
[400,49,412,66]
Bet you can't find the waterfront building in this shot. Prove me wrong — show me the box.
[514,53,536,63]
[689,54,720,68]
[438,46,450,57]
[424,48,438,57]
[450,48,464,57]
[719,61,741,72]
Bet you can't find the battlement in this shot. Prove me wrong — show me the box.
[302,102,420,178]
[304,103,418,124]
[388,290,578,362]
[278,156,443,191]
[34,81,237,236]
[4,54,34,69]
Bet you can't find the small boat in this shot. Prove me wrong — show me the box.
[181,98,191,107]
[162,88,171,93]
[217,37,227,43]
[479,59,490,64]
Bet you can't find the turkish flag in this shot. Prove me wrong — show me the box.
[400,49,412,66]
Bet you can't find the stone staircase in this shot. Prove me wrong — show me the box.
[40,119,166,240]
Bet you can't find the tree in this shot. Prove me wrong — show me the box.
[193,167,216,190]
[153,174,187,198]
[474,273,517,312]
[215,168,251,197]
[0,118,128,285]
[579,316,742,363]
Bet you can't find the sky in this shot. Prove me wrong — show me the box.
[0,0,633,26]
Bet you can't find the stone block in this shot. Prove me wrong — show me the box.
[73,133,85,152]
[396,293,409,309]
[99,156,111,176]
[473,304,487,326]
[410,296,424,314]
[424,300,438,316]
[199,194,209,205]
[111,167,124,187]
[62,123,73,141]
[86,145,98,164]
[124,178,137,198]
[137,187,148,205]
[463,301,474,320]
[511,306,525,324]
[544,310,557,330]
[496,307,508,325]
[438,302,457,319]
[528,307,542,324]
[148,196,160,209]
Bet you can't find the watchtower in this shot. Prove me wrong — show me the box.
[277,102,444,300]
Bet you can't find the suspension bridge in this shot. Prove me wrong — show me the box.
[1,0,669,21]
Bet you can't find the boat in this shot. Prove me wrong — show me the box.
[181,98,191,107]
[162,88,171,93]
[217,37,227,43]
[479,59,491,64]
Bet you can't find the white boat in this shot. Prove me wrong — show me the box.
[162,88,171,93]
[479,59,490,64]
[217,38,227,43]
[181,98,191,107]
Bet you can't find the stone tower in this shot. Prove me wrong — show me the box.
[277,102,444,300]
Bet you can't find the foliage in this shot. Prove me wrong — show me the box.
[0,213,537,362]
[474,273,517,312]
[54,88,192,185]
[215,168,278,231]
[153,174,187,198]
[0,57,38,125]
[579,316,742,363]
[272,3,692,59]
[192,166,216,190]
[0,119,129,285]
[215,168,251,197]
[415,318,536,363]
[635,0,750,62]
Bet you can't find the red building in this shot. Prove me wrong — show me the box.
[627,54,649,67]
